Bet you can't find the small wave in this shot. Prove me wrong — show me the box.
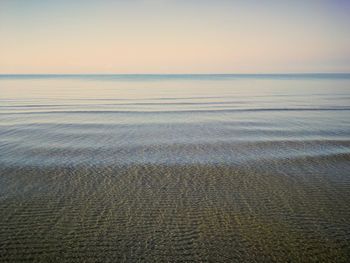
[2,107,350,115]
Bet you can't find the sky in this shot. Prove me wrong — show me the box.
[0,0,349,74]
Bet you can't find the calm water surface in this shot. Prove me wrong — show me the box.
[0,75,350,262]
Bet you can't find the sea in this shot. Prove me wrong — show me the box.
[0,74,349,262]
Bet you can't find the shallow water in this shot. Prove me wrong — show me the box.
[0,74,350,262]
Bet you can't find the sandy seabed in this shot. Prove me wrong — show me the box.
[1,162,349,262]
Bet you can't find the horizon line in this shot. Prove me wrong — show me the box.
[1,73,350,81]
[1,73,350,76]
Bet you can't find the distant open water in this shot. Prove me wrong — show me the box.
[1,74,350,167]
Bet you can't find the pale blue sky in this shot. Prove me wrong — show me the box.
[0,0,349,73]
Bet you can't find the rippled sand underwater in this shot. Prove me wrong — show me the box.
[0,75,350,262]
